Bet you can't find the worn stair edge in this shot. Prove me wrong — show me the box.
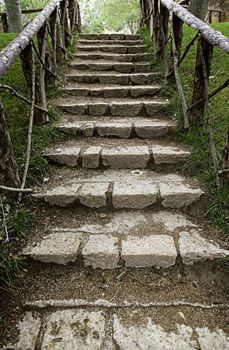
[79,33,142,40]
[78,39,144,46]
[57,118,176,139]
[60,85,162,98]
[69,61,150,73]
[44,144,191,168]
[22,225,229,268]
[66,72,159,85]
[32,175,204,210]
[76,45,146,54]
[56,100,168,117]
[73,52,149,62]
[5,309,229,350]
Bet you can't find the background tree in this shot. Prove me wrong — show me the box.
[188,0,209,20]
[4,0,22,32]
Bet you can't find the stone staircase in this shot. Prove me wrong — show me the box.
[4,33,229,349]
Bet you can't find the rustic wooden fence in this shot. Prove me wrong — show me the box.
[0,0,81,195]
[140,0,229,185]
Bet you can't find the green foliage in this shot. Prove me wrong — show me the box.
[142,23,229,234]
[78,0,139,33]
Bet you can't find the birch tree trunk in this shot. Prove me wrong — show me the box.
[4,0,23,32]
[189,0,209,20]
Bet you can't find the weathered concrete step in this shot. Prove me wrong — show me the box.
[57,117,175,139]
[44,144,190,169]
[66,71,158,84]
[33,170,203,209]
[74,52,149,62]
[70,61,150,73]
[22,211,228,268]
[78,39,144,46]
[6,307,229,350]
[76,45,146,54]
[80,33,142,41]
[56,98,168,116]
[61,85,161,98]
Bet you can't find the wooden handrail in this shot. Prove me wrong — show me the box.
[160,0,229,53]
[0,8,44,16]
[0,0,59,77]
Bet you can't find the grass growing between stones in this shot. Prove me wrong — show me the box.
[141,23,229,234]
[0,32,75,292]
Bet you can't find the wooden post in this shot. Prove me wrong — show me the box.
[69,0,77,32]
[190,36,213,123]
[49,8,64,65]
[156,3,169,60]
[60,0,72,48]
[167,14,183,80]
[0,98,20,190]
[20,43,47,125]
[1,13,8,32]
[76,1,81,32]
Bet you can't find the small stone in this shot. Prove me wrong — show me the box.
[82,146,101,168]
[5,312,41,350]
[82,234,119,269]
[43,185,81,207]
[102,146,150,169]
[112,182,159,209]
[82,122,94,137]
[96,122,132,138]
[179,229,229,265]
[23,231,82,265]
[160,182,203,208]
[110,102,142,117]
[121,235,177,268]
[79,182,109,208]
[88,103,108,116]
[41,310,106,350]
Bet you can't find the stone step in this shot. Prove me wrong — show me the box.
[66,71,158,84]
[32,169,203,209]
[6,306,229,349]
[73,52,149,62]
[22,211,228,268]
[57,117,175,139]
[44,143,191,169]
[76,45,146,54]
[56,98,168,116]
[80,33,142,40]
[61,85,161,98]
[70,61,150,73]
[78,39,144,46]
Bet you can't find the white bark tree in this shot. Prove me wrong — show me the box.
[188,0,209,20]
[4,0,22,32]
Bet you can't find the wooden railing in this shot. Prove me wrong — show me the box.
[140,0,229,185]
[0,0,81,194]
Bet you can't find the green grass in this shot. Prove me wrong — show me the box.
[142,23,229,234]
[0,32,73,289]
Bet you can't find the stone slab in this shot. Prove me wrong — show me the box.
[102,146,150,169]
[82,234,119,269]
[23,232,82,265]
[179,229,229,265]
[152,145,191,164]
[43,185,81,207]
[45,147,81,166]
[135,120,172,138]
[160,182,203,208]
[58,103,86,115]
[144,101,167,115]
[82,146,101,169]
[78,182,109,208]
[88,103,108,116]
[110,102,142,117]
[113,182,159,209]
[96,121,132,138]
[41,310,106,350]
[121,235,177,268]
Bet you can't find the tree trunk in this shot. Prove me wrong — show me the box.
[4,0,22,32]
[189,0,209,20]
[0,98,20,189]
